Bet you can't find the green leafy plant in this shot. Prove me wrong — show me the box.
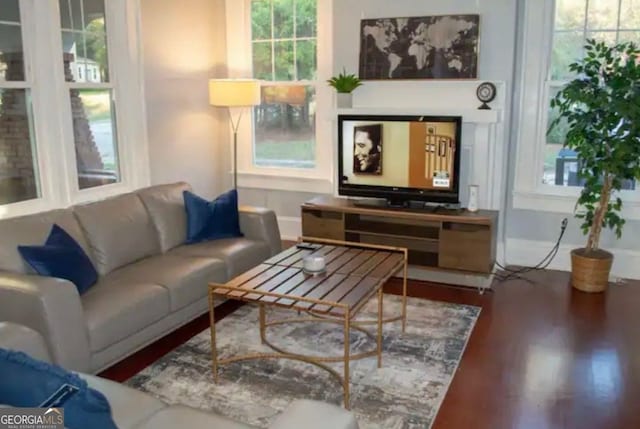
[327,68,362,93]
[548,39,640,252]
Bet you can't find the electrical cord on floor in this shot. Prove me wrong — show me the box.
[494,217,568,283]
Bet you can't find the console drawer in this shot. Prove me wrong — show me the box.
[438,223,492,273]
[301,209,344,241]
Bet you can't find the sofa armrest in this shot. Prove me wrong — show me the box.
[0,322,51,363]
[0,272,90,372]
[268,400,359,429]
[239,206,282,256]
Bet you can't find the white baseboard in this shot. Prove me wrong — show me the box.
[277,216,302,241]
[506,238,640,281]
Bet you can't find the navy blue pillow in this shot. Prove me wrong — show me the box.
[183,189,243,244]
[0,349,117,429]
[18,224,98,294]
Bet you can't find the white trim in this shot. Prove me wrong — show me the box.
[238,172,332,193]
[513,191,640,219]
[277,215,302,241]
[336,107,500,124]
[506,238,640,281]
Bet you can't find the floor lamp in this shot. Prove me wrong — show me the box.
[209,79,261,189]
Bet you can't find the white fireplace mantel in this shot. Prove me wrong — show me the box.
[335,107,500,124]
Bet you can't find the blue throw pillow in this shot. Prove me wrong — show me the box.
[0,349,117,429]
[18,224,98,294]
[183,189,243,244]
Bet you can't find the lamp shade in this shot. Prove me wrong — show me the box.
[209,79,261,107]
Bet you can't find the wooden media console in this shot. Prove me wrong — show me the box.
[301,196,499,289]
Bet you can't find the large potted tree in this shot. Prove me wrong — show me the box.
[549,39,640,293]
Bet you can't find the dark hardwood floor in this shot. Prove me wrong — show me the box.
[100,270,640,429]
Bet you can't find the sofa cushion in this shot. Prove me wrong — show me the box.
[0,209,92,274]
[170,238,271,278]
[101,254,226,311]
[0,350,117,429]
[184,190,243,244]
[137,182,191,252]
[135,405,257,429]
[82,374,166,429]
[81,279,170,352]
[74,193,161,275]
[18,224,98,294]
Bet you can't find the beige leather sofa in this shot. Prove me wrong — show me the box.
[0,322,359,429]
[0,182,282,373]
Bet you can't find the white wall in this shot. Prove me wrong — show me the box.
[140,0,230,199]
[239,0,518,240]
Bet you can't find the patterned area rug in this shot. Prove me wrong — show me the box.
[127,296,480,428]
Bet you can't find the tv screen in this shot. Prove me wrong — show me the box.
[338,114,462,204]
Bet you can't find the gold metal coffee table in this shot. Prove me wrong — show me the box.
[208,237,408,409]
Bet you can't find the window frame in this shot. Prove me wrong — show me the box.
[224,0,333,193]
[512,0,640,219]
[0,0,149,218]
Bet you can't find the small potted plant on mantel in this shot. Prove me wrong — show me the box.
[549,39,640,292]
[327,68,362,108]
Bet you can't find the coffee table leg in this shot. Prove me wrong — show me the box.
[402,251,408,334]
[377,287,383,368]
[343,308,351,409]
[209,291,218,382]
[259,304,266,344]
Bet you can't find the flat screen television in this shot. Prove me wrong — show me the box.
[338,114,462,205]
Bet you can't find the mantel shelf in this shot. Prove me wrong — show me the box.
[335,107,500,124]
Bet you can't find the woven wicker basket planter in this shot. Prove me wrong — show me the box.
[570,248,613,293]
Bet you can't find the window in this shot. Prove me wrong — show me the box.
[543,0,640,188]
[250,0,317,169]
[513,0,640,216]
[0,1,148,218]
[59,0,119,189]
[0,0,40,205]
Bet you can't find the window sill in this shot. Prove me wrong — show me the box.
[237,171,333,193]
[513,191,640,220]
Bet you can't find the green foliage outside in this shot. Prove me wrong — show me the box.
[85,18,108,81]
[548,39,640,251]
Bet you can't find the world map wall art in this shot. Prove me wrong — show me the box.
[358,15,480,80]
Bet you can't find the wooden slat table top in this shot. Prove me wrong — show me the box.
[209,243,405,318]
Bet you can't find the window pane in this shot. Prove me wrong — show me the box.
[587,0,620,30]
[0,24,25,82]
[59,0,105,31]
[550,31,584,80]
[620,0,640,29]
[296,39,316,80]
[0,89,40,204]
[295,0,316,37]
[555,0,586,31]
[59,0,109,82]
[586,30,618,45]
[70,89,119,189]
[254,85,315,168]
[252,41,273,80]
[273,0,294,38]
[618,30,640,43]
[0,0,20,23]
[251,0,271,40]
[274,40,294,80]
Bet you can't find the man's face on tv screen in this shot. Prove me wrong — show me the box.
[354,130,374,171]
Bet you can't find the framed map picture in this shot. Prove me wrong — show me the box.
[359,15,480,80]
